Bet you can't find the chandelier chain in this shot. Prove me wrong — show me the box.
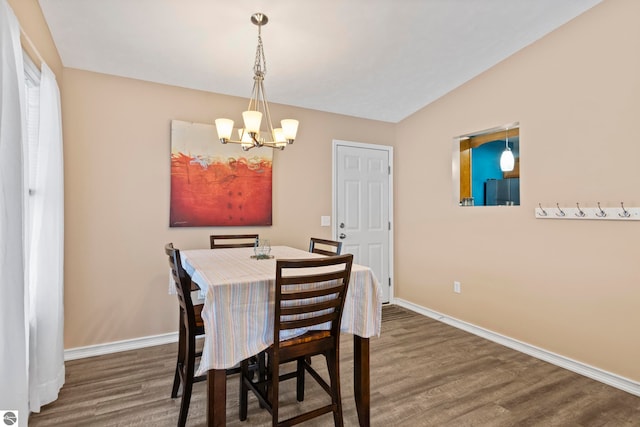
[254,35,266,78]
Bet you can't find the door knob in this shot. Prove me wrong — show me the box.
[339,222,345,229]
[339,233,346,239]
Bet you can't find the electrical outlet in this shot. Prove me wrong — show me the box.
[454,281,461,293]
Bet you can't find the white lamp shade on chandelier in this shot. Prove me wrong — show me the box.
[241,111,262,134]
[214,13,299,151]
[214,118,234,141]
[281,119,299,141]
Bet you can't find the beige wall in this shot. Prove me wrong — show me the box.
[9,0,639,384]
[395,0,640,382]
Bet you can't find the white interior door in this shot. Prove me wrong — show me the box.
[333,140,392,303]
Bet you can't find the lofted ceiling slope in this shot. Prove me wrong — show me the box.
[38,0,602,123]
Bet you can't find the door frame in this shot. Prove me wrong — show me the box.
[332,139,395,303]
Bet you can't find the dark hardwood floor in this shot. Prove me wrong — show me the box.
[30,305,640,426]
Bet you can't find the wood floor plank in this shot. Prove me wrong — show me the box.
[30,305,640,426]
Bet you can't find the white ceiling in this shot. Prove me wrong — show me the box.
[38,0,601,123]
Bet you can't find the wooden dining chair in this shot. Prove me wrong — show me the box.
[239,254,354,427]
[165,243,206,427]
[210,234,259,249]
[309,237,342,256]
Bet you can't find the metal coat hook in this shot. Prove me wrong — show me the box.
[619,202,631,218]
[555,203,565,217]
[575,202,586,217]
[595,202,607,218]
[538,203,548,216]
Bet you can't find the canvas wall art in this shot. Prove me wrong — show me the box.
[170,120,273,227]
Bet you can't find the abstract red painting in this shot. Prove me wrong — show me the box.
[170,120,273,227]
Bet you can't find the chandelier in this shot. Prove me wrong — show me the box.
[215,13,299,151]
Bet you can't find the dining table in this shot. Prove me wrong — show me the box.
[178,245,383,427]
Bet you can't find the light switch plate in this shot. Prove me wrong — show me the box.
[321,216,331,227]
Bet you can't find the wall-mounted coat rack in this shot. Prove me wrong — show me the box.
[535,202,640,221]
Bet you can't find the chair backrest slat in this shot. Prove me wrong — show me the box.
[309,237,342,256]
[210,234,259,249]
[279,282,346,300]
[280,299,341,317]
[281,312,338,331]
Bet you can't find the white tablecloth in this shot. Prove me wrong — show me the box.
[178,246,383,374]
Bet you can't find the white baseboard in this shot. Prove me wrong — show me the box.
[394,298,640,397]
[64,332,178,361]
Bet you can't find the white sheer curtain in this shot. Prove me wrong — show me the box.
[1,0,65,419]
[0,0,29,419]
[27,62,65,413]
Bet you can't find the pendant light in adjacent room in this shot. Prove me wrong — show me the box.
[500,127,515,172]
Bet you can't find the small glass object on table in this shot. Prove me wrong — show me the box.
[252,239,273,259]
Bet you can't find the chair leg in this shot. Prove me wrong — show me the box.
[271,357,280,426]
[239,359,249,421]
[177,337,196,427]
[172,311,186,398]
[171,363,182,399]
[296,358,305,402]
[258,352,267,409]
[326,352,344,427]
[266,353,273,408]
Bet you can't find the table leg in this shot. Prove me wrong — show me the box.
[207,369,227,427]
[353,335,370,427]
